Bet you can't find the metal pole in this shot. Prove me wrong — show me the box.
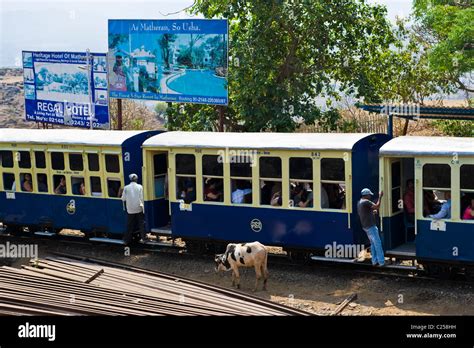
[86,49,94,130]
[218,106,224,132]
[117,98,123,130]
[167,102,172,131]
[387,114,393,138]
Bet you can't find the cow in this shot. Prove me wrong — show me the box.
[215,241,269,292]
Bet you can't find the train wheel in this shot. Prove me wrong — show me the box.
[6,224,23,236]
[423,263,451,279]
[288,250,310,263]
[186,240,206,255]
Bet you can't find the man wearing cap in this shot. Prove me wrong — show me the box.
[121,173,146,245]
[357,188,385,266]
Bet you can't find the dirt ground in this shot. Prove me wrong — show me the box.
[3,237,473,316]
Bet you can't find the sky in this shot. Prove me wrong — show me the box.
[0,0,413,67]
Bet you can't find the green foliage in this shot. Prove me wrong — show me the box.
[433,119,474,137]
[166,0,395,132]
[413,0,474,92]
[154,102,168,115]
[356,16,456,104]
[159,34,177,70]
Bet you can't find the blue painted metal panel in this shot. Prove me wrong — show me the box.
[382,215,405,250]
[145,199,170,230]
[170,203,354,249]
[122,131,162,184]
[416,220,474,263]
[0,192,126,234]
[350,134,391,246]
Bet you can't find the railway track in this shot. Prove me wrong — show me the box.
[0,228,471,284]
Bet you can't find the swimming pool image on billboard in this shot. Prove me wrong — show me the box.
[108,20,228,104]
[34,62,89,103]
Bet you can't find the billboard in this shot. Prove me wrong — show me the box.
[108,19,228,105]
[22,51,110,129]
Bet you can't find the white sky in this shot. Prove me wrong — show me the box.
[0,0,413,67]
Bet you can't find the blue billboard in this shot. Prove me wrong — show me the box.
[108,19,228,105]
[22,51,110,129]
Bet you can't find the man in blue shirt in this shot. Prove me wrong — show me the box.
[429,192,451,219]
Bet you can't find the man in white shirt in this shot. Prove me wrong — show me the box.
[121,173,146,245]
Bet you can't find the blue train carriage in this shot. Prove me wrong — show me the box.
[0,128,160,239]
[142,131,390,254]
[379,136,474,271]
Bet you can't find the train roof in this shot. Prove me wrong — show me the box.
[0,128,149,146]
[380,136,474,157]
[143,131,378,151]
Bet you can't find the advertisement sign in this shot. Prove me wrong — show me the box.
[108,19,228,105]
[22,51,110,129]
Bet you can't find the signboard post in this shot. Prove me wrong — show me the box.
[22,50,110,129]
[108,19,228,106]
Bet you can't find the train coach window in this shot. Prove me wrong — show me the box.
[260,157,282,207]
[88,153,100,172]
[391,161,402,213]
[460,165,474,221]
[289,157,313,208]
[107,178,122,198]
[53,175,67,195]
[203,155,223,202]
[18,151,31,169]
[175,154,196,203]
[0,151,14,168]
[90,177,102,197]
[423,164,451,189]
[230,156,252,177]
[422,164,451,219]
[2,173,15,191]
[34,151,46,169]
[154,154,168,199]
[69,154,84,171]
[51,152,65,171]
[105,155,120,173]
[321,158,346,210]
[176,177,196,203]
[461,165,474,190]
[176,154,196,175]
[230,156,253,204]
[72,177,86,195]
[37,174,48,193]
[20,173,33,192]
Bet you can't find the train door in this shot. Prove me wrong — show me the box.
[150,152,170,229]
[381,157,416,258]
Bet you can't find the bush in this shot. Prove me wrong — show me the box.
[433,120,474,137]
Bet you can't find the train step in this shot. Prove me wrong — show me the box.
[141,240,173,247]
[89,237,125,245]
[34,231,56,237]
[311,255,359,263]
[150,226,172,235]
[310,255,418,271]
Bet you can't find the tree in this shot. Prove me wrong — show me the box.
[166,0,396,132]
[357,17,452,105]
[413,0,473,93]
[108,34,128,50]
[159,34,177,70]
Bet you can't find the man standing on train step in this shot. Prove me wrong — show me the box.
[121,173,146,245]
[357,188,385,266]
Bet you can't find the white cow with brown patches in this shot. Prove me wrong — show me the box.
[215,241,269,291]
